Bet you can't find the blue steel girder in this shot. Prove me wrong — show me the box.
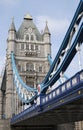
[41,23,83,93]
[10,70,83,125]
[11,53,38,103]
[47,54,52,66]
[42,0,83,86]
[47,54,68,83]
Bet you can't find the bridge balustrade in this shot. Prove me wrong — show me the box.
[41,70,83,105]
[11,70,83,124]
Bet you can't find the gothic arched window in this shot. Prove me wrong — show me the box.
[31,35,34,41]
[39,66,42,72]
[36,35,39,41]
[21,44,24,50]
[18,65,21,71]
[30,64,34,71]
[35,45,38,50]
[26,63,30,71]
[26,63,34,72]
[31,44,34,50]
[26,34,29,40]
[26,44,29,50]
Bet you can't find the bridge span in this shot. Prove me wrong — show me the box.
[10,70,83,129]
[0,0,83,130]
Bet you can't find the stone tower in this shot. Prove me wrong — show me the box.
[4,14,51,118]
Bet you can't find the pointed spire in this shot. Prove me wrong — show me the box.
[44,21,50,34]
[9,17,16,31]
[8,17,16,41]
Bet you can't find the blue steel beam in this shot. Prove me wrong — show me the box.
[11,0,83,102]
[42,0,83,85]
[41,23,83,93]
[11,53,38,103]
[47,54,52,66]
[10,70,83,125]
[47,54,68,82]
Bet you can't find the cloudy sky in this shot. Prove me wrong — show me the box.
[0,0,82,77]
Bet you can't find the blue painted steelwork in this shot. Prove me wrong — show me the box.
[10,0,83,125]
[41,70,83,105]
[11,0,83,103]
[47,54,52,66]
[41,0,83,87]
[11,53,38,103]
[41,23,83,93]
[48,54,68,83]
[10,69,83,125]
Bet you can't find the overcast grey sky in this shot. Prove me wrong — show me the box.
[0,0,82,77]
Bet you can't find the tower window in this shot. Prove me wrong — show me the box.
[36,35,39,41]
[31,44,34,50]
[26,63,30,71]
[21,44,24,50]
[26,34,29,40]
[26,63,34,72]
[30,64,34,71]
[35,45,38,50]
[31,35,34,41]
[26,44,29,50]
[18,65,21,71]
[39,66,42,72]
[26,81,34,87]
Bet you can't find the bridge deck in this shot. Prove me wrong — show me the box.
[11,70,83,126]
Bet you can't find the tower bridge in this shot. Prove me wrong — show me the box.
[0,0,83,130]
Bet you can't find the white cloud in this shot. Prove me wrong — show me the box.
[36,15,69,35]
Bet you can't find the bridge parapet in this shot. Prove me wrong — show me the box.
[41,69,83,105]
[10,69,83,125]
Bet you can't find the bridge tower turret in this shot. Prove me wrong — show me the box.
[5,18,16,118]
[4,14,51,118]
[43,21,51,59]
[43,21,51,43]
[7,17,16,54]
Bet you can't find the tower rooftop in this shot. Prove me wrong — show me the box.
[24,14,33,20]
[17,14,42,41]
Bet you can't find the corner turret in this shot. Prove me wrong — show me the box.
[43,21,51,43]
[7,17,16,54]
[8,17,16,40]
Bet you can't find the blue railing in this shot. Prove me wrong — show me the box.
[41,69,83,105]
[10,69,83,125]
[11,103,37,122]
[10,0,83,125]
[11,53,38,103]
